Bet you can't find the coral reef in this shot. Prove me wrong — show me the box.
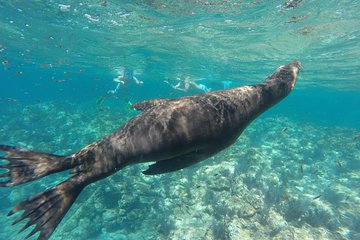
[0,101,359,240]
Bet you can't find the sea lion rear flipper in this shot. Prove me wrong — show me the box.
[131,98,174,111]
[8,175,86,240]
[0,145,75,187]
[143,152,203,175]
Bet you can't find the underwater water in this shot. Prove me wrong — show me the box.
[0,0,359,239]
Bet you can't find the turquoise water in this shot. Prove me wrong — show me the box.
[0,1,359,239]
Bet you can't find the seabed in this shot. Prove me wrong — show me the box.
[0,101,359,240]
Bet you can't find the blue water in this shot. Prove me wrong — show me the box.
[1,1,359,240]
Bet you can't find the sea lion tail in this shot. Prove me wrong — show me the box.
[0,144,77,187]
[8,175,86,240]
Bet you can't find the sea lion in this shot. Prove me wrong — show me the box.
[0,61,301,240]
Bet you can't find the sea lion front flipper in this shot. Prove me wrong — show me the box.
[131,98,175,111]
[143,151,204,175]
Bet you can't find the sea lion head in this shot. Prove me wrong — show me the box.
[260,61,301,106]
[273,60,301,91]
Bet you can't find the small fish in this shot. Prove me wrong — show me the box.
[39,63,51,68]
[345,195,350,201]
[196,185,201,189]
[283,0,303,9]
[312,169,319,175]
[6,98,17,102]
[336,159,342,167]
[96,96,106,105]
[53,79,66,83]
[14,71,23,75]
[2,60,9,66]
[286,15,307,24]
[300,164,304,173]
[59,4,71,12]
[100,1,108,6]
[313,194,321,200]
[282,127,288,132]
[297,27,311,35]
[23,58,34,63]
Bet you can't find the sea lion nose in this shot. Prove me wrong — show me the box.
[291,60,301,73]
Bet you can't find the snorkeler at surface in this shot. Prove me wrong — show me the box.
[165,76,211,93]
[108,67,143,94]
[96,67,143,107]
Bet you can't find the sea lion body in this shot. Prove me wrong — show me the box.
[79,61,300,176]
[0,61,301,240]
[98,88,259,169]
